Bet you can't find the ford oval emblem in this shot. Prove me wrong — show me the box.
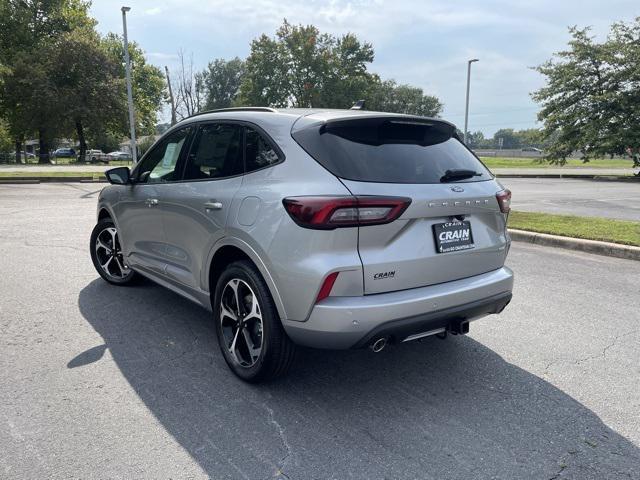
[450,186,465,193]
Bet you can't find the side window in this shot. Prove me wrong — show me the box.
[183,123,243,180]
[137,128,190,183]
[245,127,281,173]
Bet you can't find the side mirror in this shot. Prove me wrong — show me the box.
[105,166,131,185]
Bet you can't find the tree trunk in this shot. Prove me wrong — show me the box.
[38,129,50,164]
[14,139,22,164]
[76,120,87,162]
[165,66,177,125]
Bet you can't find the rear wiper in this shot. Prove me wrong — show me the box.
[440,169,483,182]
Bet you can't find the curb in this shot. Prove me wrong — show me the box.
[508,229,640,261]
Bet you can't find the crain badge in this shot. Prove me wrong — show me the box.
[373,271,395,280]
[450,186,465,193]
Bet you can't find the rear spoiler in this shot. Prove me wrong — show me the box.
[319,115,457,147]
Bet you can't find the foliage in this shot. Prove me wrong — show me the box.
[533,18,640,168]
[171,49,206,119]
[43,29,126,157]
[102,33,166,136]
[466,128,545,149]
[366,77,442,116]
[202,57,246,110]
[0,0,94,161]
[237,20,441,114]
[0,117,12,152]
[138,135,156,156]
[238,21,367,107]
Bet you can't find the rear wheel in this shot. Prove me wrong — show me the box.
[214,260,296,382]
[90,219,137,285]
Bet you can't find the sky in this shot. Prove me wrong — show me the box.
[89,0,639,137]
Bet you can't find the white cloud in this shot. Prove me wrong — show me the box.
[90,0,640,134]
[145,52,179,60]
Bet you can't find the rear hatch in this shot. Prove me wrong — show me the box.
[292,115,509,294]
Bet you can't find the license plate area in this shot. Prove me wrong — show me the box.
[433,221,474,253]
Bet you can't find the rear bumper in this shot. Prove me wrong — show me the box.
[282,266,514,349]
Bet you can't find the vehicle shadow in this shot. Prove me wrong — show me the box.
[77,279,639,479]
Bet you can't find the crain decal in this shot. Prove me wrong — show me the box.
[373,271,395,280]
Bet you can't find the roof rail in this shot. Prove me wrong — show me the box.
[188,107,277,118]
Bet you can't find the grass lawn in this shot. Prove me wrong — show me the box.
[19,157,132,166]
[481,157,635,169]
[508,211,640,246]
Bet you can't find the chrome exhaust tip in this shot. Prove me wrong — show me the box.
[370,337,387,353]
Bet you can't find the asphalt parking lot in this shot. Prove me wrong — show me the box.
[503,177,640,221]
[1,183,639,479]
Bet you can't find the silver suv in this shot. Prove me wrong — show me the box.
[90,107,514,382]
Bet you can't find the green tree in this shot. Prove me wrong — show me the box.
[492,128,522,149]
[202,57,246,110]
[238,20,374,108]
[0,0,93,163]
[365,77,443,117]
[533,19,640,169]
[102,33,166,136]
[43,29,125,160]
[464,131,485,149]
[0,117,13,153]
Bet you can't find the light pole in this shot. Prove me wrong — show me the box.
[121,6,137,163]
[463,58,479,145]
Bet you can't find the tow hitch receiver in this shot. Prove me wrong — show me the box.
[449,320,470,335]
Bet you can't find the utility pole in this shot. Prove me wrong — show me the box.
[463,58,479,145]
[121,6,137,163]
[165,66,177,126]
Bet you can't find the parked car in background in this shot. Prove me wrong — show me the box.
[78,149,110,164]
[91,107,514,382]
[53,148,76,158]
[7,151,36,159]
[107,151,132,160]
[521,147,542,153]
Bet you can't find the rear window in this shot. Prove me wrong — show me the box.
[292,117,491,184]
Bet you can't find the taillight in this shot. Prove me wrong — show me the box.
[496,189,511,214]
[282,196,411,230]
[316,271,339,303]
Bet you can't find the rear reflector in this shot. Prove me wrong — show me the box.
[496,189,511,214]
[282,196,411,229]
[316,272,339,303]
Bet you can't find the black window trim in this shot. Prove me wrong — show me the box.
[131,125,195,184]
[173,119,286,184]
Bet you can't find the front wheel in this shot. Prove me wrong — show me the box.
[214,260,296,382]
[90,219,137,285]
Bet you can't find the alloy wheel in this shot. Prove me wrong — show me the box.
[219,278,264,368]
[94,227,130,280]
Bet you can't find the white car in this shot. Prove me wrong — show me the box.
[107,151,132,160]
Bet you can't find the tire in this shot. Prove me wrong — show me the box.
[214,260,296,382]
[90,218,137,285]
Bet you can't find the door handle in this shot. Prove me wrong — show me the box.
[204,201,223,210]
[145,198,159,207]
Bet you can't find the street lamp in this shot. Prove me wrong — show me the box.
[463,58,479,145]
[121,6,137,163]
